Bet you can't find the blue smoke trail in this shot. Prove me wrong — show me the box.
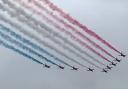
[0,24,73,68]
[0,0,104,68]
[0,39,44,65]
[0,2,93,69]
[0,30,61,67]
[0,14,89,69]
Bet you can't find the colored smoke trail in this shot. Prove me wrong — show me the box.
[17,2,102,69]
[40,0,121,54]
[0,0,106,69]
[0,13,89,69]
[6,0,107,66]
[0,30,61,67]
[29,0,116,60]
[0,0,122,72]
[0,24,74,68]
[0,38,45,65]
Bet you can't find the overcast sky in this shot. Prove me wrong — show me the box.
[0,0,128,89]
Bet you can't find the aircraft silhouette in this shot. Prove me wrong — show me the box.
[102,69,108,73]
[110,62,117,66]
[87,68,94,72]
[120,53,126,57]
[44,64,50,68]
[106,65,113,70]
[71,66,78,70]
[114,58,121,62]
[59,66,64,69]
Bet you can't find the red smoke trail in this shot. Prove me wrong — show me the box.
[40,0,121,54]
[72,36,112,63]
[20,1,111,63]
[12,1,105,68]
[77,32,116,59]
[0,3,89,69]
[31,0,116,60]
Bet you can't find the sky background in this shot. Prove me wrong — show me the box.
[0,0,128,89]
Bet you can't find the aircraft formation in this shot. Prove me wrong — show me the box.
[0,0,126,73]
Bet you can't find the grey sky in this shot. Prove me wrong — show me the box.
[0,0,128,89]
